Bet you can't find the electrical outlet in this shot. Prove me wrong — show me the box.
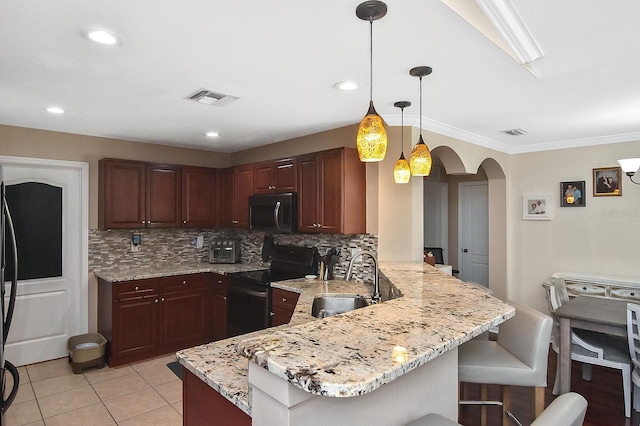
[350,248,362,262]
[130,242,140,252]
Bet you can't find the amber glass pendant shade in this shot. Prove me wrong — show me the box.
[409,135,432,176]
[357,101,388,162]
[394,153,411,183]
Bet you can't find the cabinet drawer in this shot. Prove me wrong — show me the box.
[610,287,640,301]
[272,288,299,310]
[113,280,158,300]
[565,282,606,297]
[159,273,207,293]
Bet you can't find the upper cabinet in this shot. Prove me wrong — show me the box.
[297,148,366,234]
[220,164,253,228]
[99,159,216,230]
[253,158,297,194]
[182,166,217,228]
[99,159,181,229]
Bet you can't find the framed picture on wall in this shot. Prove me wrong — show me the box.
[593,167,622,196]
[560,181,586,207]
[523,194,551,220]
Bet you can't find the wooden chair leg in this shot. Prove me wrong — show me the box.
[501,385,511,426]
[534,386,545,417]
[480,384,488,426]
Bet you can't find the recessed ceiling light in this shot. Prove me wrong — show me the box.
[206,132,220,138]
[46,106,65,114]
[334,81,359,91]
[80,28,123,46]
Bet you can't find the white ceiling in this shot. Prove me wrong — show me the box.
[2,1,640,154]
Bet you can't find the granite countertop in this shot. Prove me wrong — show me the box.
[94,261,268,282]
[177,262,514,416]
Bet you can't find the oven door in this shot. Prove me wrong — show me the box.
[226,279,271,338]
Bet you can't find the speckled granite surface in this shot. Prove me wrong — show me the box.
[177,262,514,416]
[94,262,268,282]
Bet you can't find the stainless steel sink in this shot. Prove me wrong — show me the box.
[311,294,369,318]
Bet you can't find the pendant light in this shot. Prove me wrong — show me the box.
[409,66,433,176]
[393,101,411,184]
[355,1,388,162]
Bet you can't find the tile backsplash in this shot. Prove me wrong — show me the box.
[89,228,378,282]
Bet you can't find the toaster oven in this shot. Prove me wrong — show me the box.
[209,239,240,264]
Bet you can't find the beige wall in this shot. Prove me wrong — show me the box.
[0,125,231,229]
[508,139,640,313]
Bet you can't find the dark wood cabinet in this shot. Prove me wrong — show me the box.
[99,159,182,229]
[253,158,297,194]
[270,287,300,327]
[99,159,147,229]
[220,164,253,228]
[146,163,182,228]
[182,166,217,228]
[183,368,251,426]
[99,273,211,367]
[297,148,366,234]
[212,274,229,341]
[158,274,208,348]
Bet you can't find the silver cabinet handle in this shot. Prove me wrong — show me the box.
[182,280,187,285]
[161,297,165,302]
[282,298,287,302]
[155,299,159,303]
[135,286,139,291]
[183,220,187,224]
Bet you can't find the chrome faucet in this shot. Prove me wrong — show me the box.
[346,250,381,303]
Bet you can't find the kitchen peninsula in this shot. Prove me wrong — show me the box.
[177,262,514,425]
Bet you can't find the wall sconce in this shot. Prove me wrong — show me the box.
[617,158,640,185]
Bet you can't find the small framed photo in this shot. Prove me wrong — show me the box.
[560,181,586,207]
[523,194,551,220]
[593,167,622,196]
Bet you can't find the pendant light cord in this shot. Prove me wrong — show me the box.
[401,107,405,156]
[369,17,374,102]
[419,76,423,137]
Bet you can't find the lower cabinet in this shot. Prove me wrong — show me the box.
[212,273,229,341]
[270,288,300,327]
[183,368,251,426]
[99,273,210,367]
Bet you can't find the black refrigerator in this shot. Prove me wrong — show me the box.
[0,165,19,424]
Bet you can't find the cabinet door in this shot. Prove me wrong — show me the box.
[235,165,253,228]
[270,288,300,327]
[160,281,208,348]
[253,162,275,194]
[212,274,228,341]
[146,164,182,228]
[182,167,217,227]
[220,168,236,227]
[100,160,146,229]
[297,154,320,232]
[273,158,297,193]
[318,149,343,234]
[112,295,159,360]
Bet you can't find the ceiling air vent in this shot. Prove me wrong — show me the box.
[187,89,239,107]
[500,128,528,136]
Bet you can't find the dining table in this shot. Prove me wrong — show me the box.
[554,295,629,394]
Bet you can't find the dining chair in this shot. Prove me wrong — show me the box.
[458,301,553,426]
[543,279,632,417]
[406,392,588,426]
[625,302,640,414]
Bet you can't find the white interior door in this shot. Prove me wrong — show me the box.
[458,182,488,285]
[1,156,88,366]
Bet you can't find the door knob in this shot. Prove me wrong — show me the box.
[463,249,468,253]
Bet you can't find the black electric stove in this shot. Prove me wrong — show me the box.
[225,244,318,337]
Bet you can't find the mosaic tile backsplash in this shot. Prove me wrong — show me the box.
[89,228,378,282]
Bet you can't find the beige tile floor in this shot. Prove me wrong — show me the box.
[4,353,183,426]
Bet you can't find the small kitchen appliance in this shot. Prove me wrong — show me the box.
[209,239,240,264]
[225,244,317,337]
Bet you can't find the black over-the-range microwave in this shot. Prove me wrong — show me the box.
[249,192,297,233]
